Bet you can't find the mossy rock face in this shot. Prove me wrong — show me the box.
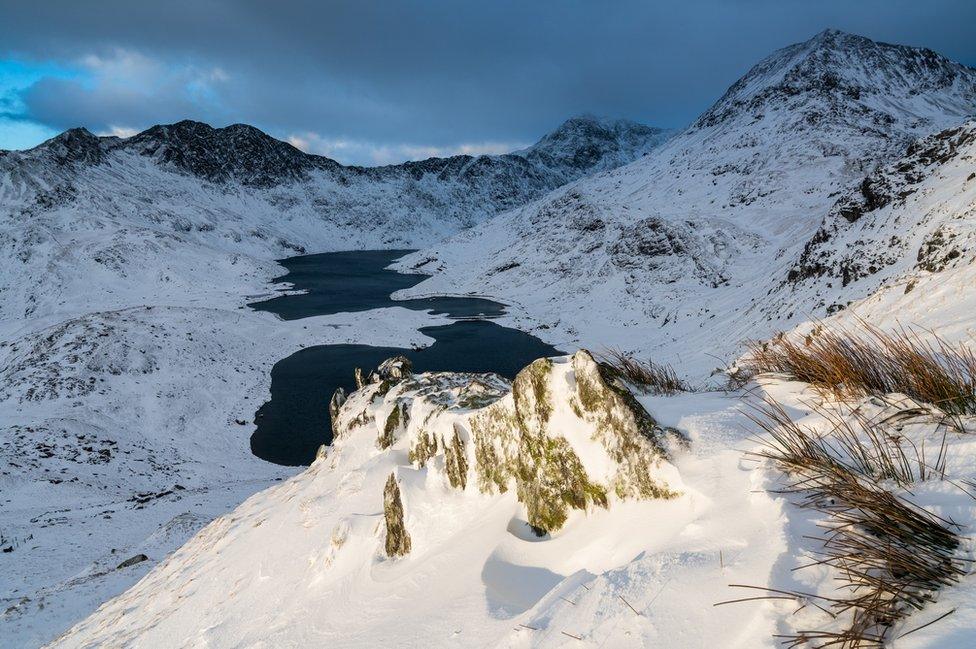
[512,358,554,430]
[470,400,520,494]
[571,350,681,499]
[470,350,680,533]
[379,400,410,450]
[468,359,606,533]
[409,430,439,467]
[383,473,411,557]
[515,433,607,533]
[444,424,469,490]
[329,387,347,440]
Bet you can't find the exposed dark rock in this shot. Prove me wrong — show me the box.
[379,401,409,450]
[788,122,976,285]
[31,128,106,168]
[329,387,347,439]
[383,473,411,557]
[123,120,326,187]
[116,553,149,570]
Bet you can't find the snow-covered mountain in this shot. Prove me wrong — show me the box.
[0,114,669,646]
[396,30,976,375]
[518,115,671,181]
[1,113,671,252]
[0,115,669,324]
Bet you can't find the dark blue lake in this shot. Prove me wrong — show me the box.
[249,250,562,466]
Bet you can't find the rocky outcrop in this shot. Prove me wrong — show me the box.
[331,351,684,538]
[329,387,346,440]
[383,473,411,557]
[125,121,326,187]
[369,356,412,384]
[379,401,409,450]
[469,352,683,532]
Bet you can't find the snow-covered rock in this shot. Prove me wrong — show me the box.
[334,350,684,535]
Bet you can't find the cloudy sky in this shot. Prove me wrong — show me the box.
[1,0,974,165]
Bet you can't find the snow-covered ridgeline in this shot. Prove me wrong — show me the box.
[47,353,781,647]
[395,30,976,376]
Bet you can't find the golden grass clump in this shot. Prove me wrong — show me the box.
[717,398,969,648]
[743,323,976,415]
[598,348,690,395]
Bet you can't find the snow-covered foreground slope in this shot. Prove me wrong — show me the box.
[51,358,976,648]
[49,354,783,647]
[397,30,976,376]
[0,296,461,646]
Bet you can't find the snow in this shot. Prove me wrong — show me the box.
[46,361,787,648]
[53,367,976,648]
[3,27,976,649]
[0,300,459,647]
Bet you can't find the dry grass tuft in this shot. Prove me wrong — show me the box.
[598,348,690,395]
[721,398,969,648]
[743,323,976,415]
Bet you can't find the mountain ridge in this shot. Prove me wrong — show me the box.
[395,28,976,375]
[7,114,672,188]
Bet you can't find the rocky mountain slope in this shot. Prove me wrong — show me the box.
[0,113,670,256]
[396,30,976,375]
[0,114,669,646]
[786,120,976,304]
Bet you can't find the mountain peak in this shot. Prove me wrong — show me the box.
[523,115,672,177]
[123,120,323,187]
[28,127,106,167]
[808,28,857,44]
[695,29,976,132]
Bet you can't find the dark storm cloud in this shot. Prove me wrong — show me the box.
[1,0,975,163]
